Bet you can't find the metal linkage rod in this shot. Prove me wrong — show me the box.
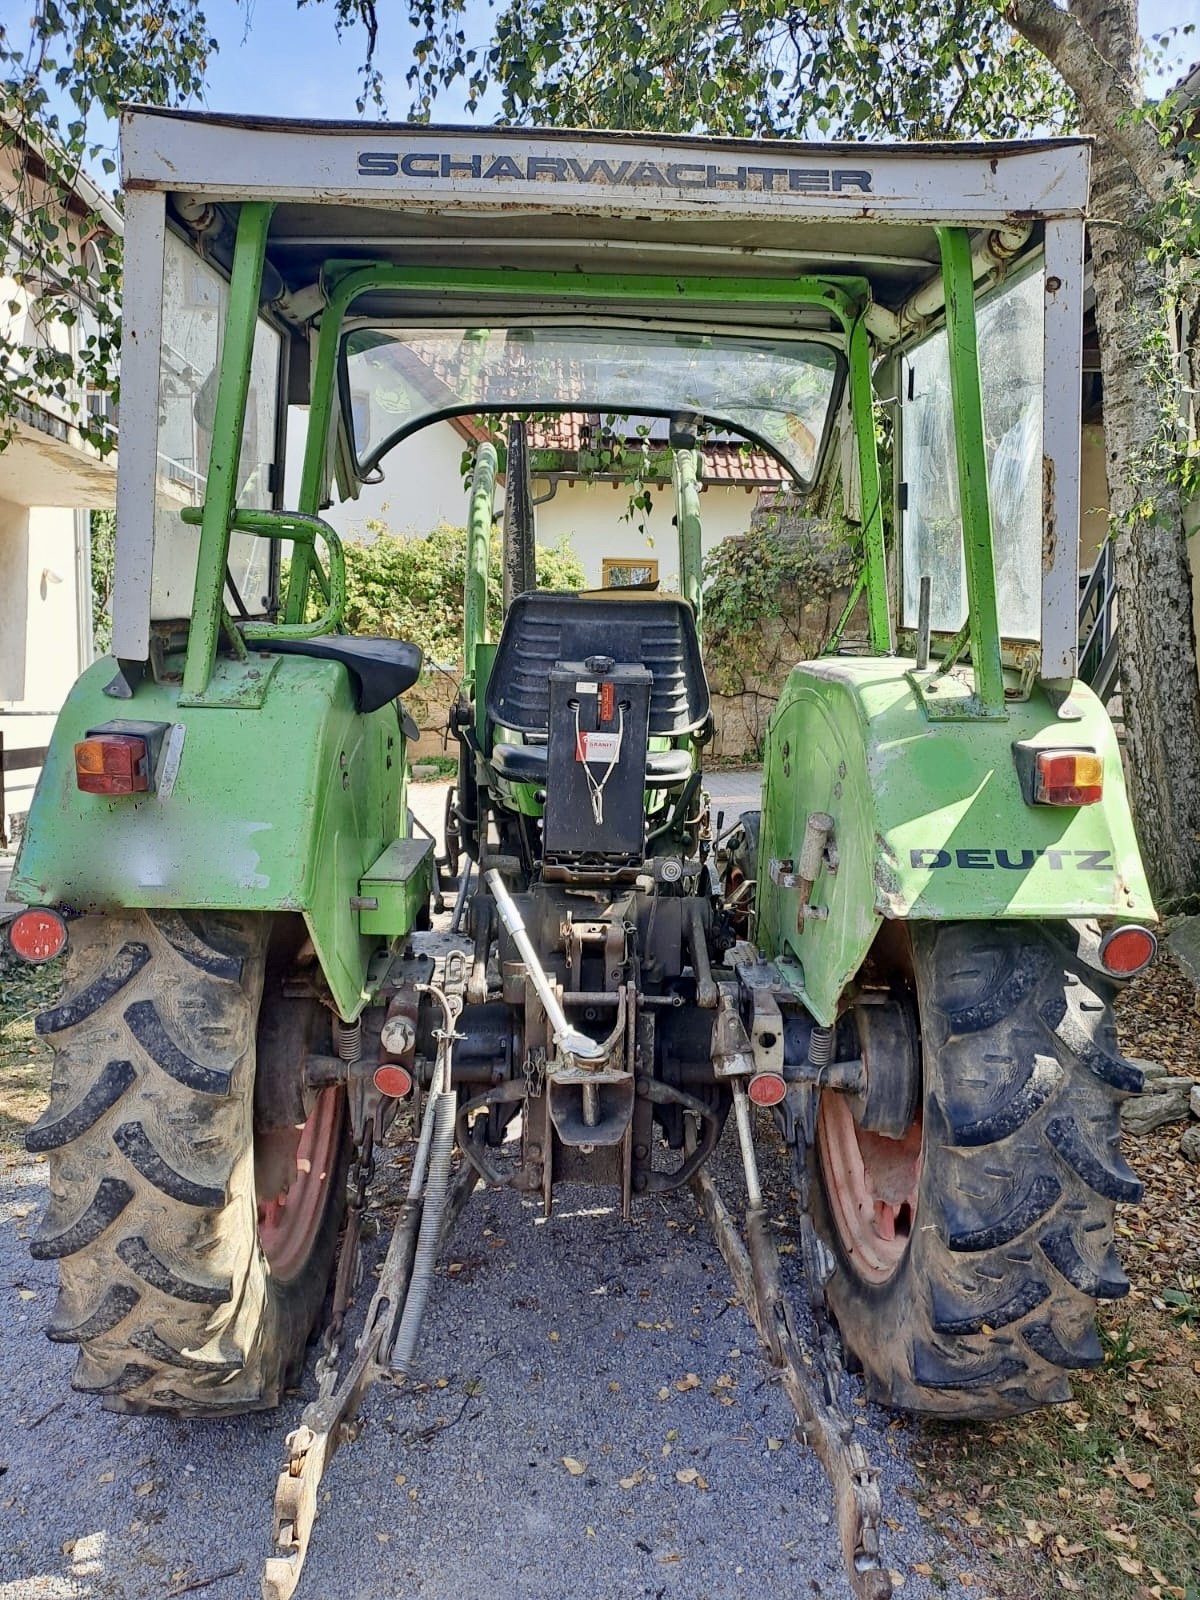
[689,1156,891,1600]
[262,1007,473,1600]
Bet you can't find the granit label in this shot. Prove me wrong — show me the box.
[356,150,873,194]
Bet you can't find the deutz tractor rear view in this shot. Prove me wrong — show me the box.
[7,112,1155,1600]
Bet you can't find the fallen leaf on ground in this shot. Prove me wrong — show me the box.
[674,1467,709,1490]
[618,1470,645,1490]
[674,1373,701,1392]
[562,1457,587,1476]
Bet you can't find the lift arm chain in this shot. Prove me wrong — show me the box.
[689,1160,892,1600]
[261,1160,478,1600]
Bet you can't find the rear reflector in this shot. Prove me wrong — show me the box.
[1099,925,1157,977]
[8,907,67,964]
[373,1063,414,1099]
[75,733,150,795]
[1034,750,1103,806]
[747,1072,787,1107]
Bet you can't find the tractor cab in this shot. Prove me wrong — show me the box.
[9,112,1159,1600]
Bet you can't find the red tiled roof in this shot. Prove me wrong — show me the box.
[524,413,785,486]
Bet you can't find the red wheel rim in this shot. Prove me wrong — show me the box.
[817,1091,922,1286]
[256,1088,342,1282]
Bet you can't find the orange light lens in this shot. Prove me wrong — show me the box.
[74,734,149,795]
[8,907,67,964]
[1099,925,1157,976]
[373,1063,414,1099]
[1034,750,1103,806]
[747,1072,787,1107]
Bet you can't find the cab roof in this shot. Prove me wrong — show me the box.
[120,108,1090,314]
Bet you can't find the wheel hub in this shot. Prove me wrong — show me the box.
[817,1090,922,1284]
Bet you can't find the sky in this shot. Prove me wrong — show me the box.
[192,0,1199,119]
[0,0,1194,173]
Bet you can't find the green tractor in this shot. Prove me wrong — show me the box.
[6,112,1155,1600]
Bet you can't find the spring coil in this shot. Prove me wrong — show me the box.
[334,1018,362,1063]
[807,1023,834,1071]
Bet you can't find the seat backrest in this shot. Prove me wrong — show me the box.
[485,593,710,736]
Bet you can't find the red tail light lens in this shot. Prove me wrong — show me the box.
[75,733,150,795]
[1034,750,1103,806]
[1099,925,1157,976]
[373,1063,414,1099]
[747,1072,787,1107]
[8,907,67,963]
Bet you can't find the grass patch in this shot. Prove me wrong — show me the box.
[908,958,1200,1600]
[0,945,59,1159]
[910,1295,1200,1598]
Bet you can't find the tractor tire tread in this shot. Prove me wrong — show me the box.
[815,922,1139,1419]
[25,909,346,1417]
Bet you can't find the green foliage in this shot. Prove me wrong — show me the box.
[0,1,380,450]
[701,514,858,697]
[0,2,219,450]
[89,506,115,655]
[403,1,1071,139]
[339,520,584,668]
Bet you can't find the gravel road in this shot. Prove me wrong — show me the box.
[0,779,979,1600]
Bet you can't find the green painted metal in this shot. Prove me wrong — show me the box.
[182,202,274,698]
[935,226,1005,716]
[297,262,873,522]
[846,315,892,653]
[465,443,498,683]
[10,654,414,1020]
[824,569,867,655]
[179,508,346,642]
[320,260,870,319]
[755,656,1154,1025]
[672,448,704,625]
[358,838,434,937]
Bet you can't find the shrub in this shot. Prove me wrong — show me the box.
[336,520,585,667]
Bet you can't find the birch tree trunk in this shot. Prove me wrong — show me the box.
[1067,0,1200,904]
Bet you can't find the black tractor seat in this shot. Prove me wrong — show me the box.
[247,636,422,714]
[491,741,692,788]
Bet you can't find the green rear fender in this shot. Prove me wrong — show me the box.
[11,654,413,1019]
[756,657,1154,1025]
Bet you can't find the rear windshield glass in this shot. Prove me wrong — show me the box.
[342,325,841,487]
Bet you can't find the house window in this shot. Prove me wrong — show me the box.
[602,558,659,588]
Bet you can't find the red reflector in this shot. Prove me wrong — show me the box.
[373,1063,414,1099]
[747,1072,787,1107]
[8,907,67,964]
[75,734,149,795]
[1099,925,1157,977]
[1034,749,1103,806]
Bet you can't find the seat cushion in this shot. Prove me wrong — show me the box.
[491,742,693,788]
[247,636,422,714]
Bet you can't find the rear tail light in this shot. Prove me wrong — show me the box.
[8,907,67,964]
[747,1071,787,1107]
[72,720,168,796]
[373,1063,414,1099]
[1099,925,1157,977]
[1033,750,1103,806]
[75,733,151,795]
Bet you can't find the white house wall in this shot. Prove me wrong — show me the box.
[0,499,90,831]
[287,410,761,587]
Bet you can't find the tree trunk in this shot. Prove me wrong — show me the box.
[1069,0,1200,905]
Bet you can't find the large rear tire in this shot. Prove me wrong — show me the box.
[25,910,349,1416]
[812,921,1143,1419]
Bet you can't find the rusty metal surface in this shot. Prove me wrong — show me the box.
[690,1160,892,1600]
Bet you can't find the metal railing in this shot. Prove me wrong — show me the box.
[1078,539,1120,704]
[0,730,52,850]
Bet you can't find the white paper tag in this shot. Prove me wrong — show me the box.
[575,680,598,694]
[576,730,621,763]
